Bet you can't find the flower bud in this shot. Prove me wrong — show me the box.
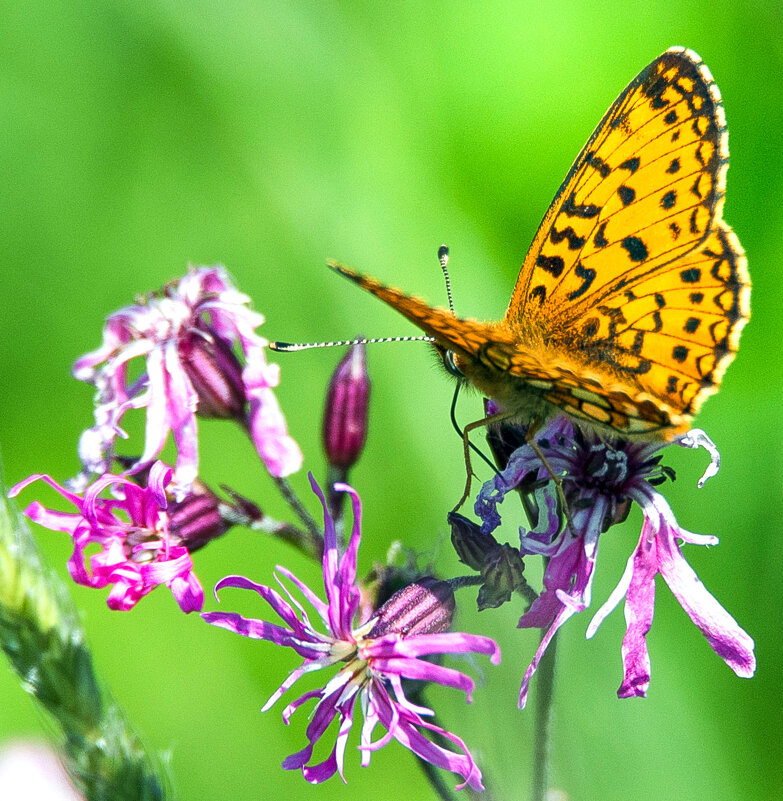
[368,577,455,638]
[448,512,498,571]
[477,544,526,611]
[178,329,246,419]
[166,481,231,552]
[322,343,370,471]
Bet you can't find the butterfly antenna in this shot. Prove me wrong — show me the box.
[270,335,435,352]
[438,245,455,314]
[449,383,499,474]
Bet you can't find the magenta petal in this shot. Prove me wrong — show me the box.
[247,387,303,477]
[617,530,658,699]
[366,632,500,664]
[371,687,484,792]
[371,657,476,699]
[202,611,322,656]
[213,574,309,636]
[332,481,362,634]
[20,502,83,536]
[106,579,147,611]
[137,347,176,472]
[656,517,756,678]
[518,538,582,629]
[168,570,204,613]
[309,474,359,639]
[9,474,85,509]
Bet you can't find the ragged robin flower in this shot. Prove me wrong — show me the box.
[474,416,755,707]
[9,461,208,612]
[203,474,500,791]
[72,266,301,494]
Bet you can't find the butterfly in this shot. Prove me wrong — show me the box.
[328,47,749,442]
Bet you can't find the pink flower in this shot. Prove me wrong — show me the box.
[72,266,301,494]
[10,462,203,612]
[203,475,500,790]
[475,417,755,707]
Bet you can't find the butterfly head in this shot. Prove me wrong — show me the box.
[327,260,532,404]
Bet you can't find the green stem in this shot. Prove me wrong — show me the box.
[250,517,323,561]
[272,476,322,546]
[447,574,484,591]
[414,690,496,801]
[325,464,348,549]
[416,755,459,801]
[531,629,558,801]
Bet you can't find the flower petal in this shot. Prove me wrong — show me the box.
[656,515,756,678]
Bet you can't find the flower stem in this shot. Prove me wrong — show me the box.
[416,754,459,801]
[250,517,324,561]
[325,464,348,549]
[272,475,322,552]
[414,691,496,800]
[447,574,484,591]
[531,629,558,801]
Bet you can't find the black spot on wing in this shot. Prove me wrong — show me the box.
[562,192,601,219]
[619,156,640,173]
[585,151,612,178]
[617,185,635,206]
[594,221,609,248]
[642,71,669,110]
[621,236,648,262]
[536,254,565,277]
[666,158,680,174]
[582,318,599,338]
[661,190,676,210]
[630,331,645,355]
[672,345,689,363]
[550,225,586,250]
[566,263,597,301]
[530,285,547,304]
[684,317,701,334]
[680,267,701,283]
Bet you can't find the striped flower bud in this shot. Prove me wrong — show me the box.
[322,343,370,471]
[368,576,455,638]
[178,329,246,419]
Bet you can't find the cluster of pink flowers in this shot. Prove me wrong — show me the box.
[12,267,300,614]
[10,265,756,792]
[11,266,501,790]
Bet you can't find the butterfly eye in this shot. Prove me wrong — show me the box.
[443,349,464,378]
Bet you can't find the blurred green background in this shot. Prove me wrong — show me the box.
[2,1,782,799]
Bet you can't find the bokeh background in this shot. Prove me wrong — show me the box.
[2,2,782,800]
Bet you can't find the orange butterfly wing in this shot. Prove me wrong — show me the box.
[504,47,749,427]
[329,48,749,439]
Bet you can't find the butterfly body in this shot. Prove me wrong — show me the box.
[330,48,749,440]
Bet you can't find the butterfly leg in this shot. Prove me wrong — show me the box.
[452,410,512,512]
